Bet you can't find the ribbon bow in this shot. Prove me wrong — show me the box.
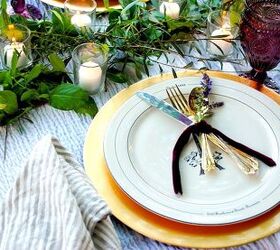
[172,120,276,195]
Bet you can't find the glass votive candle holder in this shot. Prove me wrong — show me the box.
[0,24,32,69]
[72,43,108,94]
[159,0,181,19]
[206,11,239,57]
[64,0,97,28]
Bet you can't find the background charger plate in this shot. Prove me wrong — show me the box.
[84,70,280,248]
[40,0,121,11]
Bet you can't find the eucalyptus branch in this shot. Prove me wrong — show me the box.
[126,44,243,64]
[0,0,245,128]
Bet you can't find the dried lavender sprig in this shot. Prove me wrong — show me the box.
[209,101,224,110]
[200,73,212,97]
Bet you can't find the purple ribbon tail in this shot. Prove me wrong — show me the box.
[172,121,276,195]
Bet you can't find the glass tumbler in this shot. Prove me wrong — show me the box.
[159,0,181,19]
[0,24,32,69]
[64,0,97,28]
[72,43,108,94]
[207,10,240,57]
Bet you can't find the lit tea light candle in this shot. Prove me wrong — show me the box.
[78,61,102,92]
[4,37,29,68]
[209,12,233,57]
[71,11,92,27]
[159,0,180,19]
[209,28,233,56]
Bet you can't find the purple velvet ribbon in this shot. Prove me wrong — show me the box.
[172,120,276,195]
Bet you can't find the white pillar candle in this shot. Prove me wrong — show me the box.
[209,28,233,56]
[159,1,180,19]
[4,40,29,68]
[71,12,92,27]
[78,61,102,92]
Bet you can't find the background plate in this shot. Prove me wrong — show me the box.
[40,0,121,11]
[84,70,280,248]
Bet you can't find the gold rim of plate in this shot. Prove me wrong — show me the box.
[84,70,280,249]
[40,0,121,11]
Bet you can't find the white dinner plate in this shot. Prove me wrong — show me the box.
[104,76,280,225]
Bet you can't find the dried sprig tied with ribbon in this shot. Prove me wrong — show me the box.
[171,74,276,195]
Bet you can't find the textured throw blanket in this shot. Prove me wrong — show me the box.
[0,136,121,250]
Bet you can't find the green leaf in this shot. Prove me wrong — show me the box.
[145,27,162,41]
[121,0,145,18]
[158,64,163,74]
[38,83,50,94]
[143,58,150,77]
[0,90,18,114]
[0,104,7,110]
[50,84,88,110]
[0,0,9,28]
[21,89,39,102]
[167,20,194,32]
[99,44,109,57]
[50,84,97,117]
[38,94,49,101]
[48,53,65,72]
[24,64,43,84]
[10,51,19,76]
[107,70,128,83]
[185,61,194,68]
[0,71,12,87]
[0,112,5,121]
[51,10,65,31]
[74,99,98,117]
[208,40,225,55]
[0,71,8,82]
[172,43,185,58]
[172,68,177,78]
[0,0,7,10]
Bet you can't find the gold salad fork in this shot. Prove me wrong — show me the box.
[166,85,259,175]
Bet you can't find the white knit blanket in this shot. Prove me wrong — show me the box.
[0,136,120,250]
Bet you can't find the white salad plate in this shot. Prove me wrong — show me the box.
[104,76,280,225]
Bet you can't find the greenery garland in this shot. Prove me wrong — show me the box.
[0,0,244,128]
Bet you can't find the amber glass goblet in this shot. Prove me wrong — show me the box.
[240,0,280,90]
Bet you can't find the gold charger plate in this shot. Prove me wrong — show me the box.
[40,0,121,11]
[84,70,280,248]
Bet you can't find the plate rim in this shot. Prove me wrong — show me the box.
[84,70,280,248]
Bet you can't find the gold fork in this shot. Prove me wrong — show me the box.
[166,85,216,173]
[166,85,259,175]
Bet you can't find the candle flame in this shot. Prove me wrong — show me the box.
[221,11,231,30]
[11,37,16,43]
[8,24,15,30]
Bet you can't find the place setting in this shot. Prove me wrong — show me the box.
[1,0,280,249]
[84,69,279,247]
[104,72,279,223]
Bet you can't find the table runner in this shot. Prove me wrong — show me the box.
[0,0,280,249]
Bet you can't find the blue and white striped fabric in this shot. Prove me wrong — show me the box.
[0,136,121,250]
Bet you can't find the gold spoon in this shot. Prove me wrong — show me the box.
[188,87,259,174]
[189,87,216,172]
